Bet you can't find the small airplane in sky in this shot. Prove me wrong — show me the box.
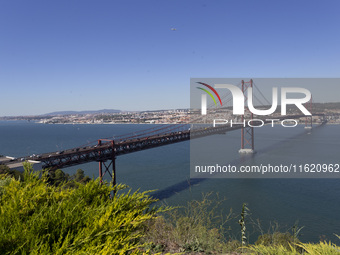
[170,28,177,31]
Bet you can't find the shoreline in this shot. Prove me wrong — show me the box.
[1,119,340,125]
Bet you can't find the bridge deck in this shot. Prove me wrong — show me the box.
[1,114,325,170]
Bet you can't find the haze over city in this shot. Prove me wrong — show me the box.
[1,0,340,116]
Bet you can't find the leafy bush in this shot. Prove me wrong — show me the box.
[0,163,162,254]
[298,236,340,255]
[44,168,91,187]
[247,239,340,255]
[247,234,340,254]
[0,164,23,180]
[252,221,304,253]
[246,243,299,254]
[143,193,239,253]
[255,232,299,250]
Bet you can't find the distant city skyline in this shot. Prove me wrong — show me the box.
[1,0,340,116]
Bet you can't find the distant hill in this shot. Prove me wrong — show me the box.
[43,109,122,116]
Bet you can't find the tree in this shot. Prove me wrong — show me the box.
[0,165,23,180]
[74,169,85,182]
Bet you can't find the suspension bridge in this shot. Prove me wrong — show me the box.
[1,79,326,185]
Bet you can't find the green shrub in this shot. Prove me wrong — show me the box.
[246,243,299,254]
[247,235,340,254]
[298,237,340,255]
[44,168,91,187]
[0,164,23,180]
[0,163,162,254]
[255,232,299,250]
[143,193,238,253]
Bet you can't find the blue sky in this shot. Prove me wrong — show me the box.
[1,0,340,116]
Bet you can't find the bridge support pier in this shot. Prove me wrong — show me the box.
[304,117,312,129]
[98,140,116,188]
[304,95,313,129]
[98,158,116,186]
[239,79,255,154]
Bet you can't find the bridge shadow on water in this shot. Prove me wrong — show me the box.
[151,154,254,200]
[151,123,326,201]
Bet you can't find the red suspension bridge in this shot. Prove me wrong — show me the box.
[2,80,326,185]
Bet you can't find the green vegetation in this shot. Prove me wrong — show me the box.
[0,164,91,187]
[0,164,23,180]
[143,193,238,253]
[246,239,340,254]
[238,203,250,247]
[1,164,340,254]
[253,221,304,252]
[46,168,92,187]
[0,163,163,254]
[255,232,301,251]
[142,194,340,254]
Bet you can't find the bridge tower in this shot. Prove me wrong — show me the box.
[239,79,255,154]
[305,95,313,129]
[98,139,116,187]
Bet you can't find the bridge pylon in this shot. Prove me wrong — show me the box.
[305,95,313,129]
[239,79,255,154]
[98,139,116,188]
